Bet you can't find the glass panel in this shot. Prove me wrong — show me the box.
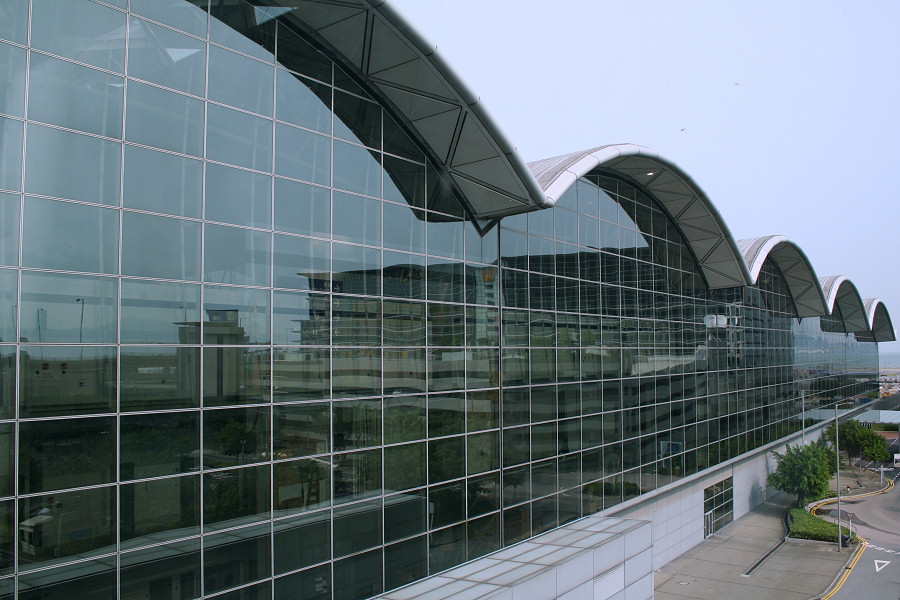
[273,177,330,237]
[19,347,116,417]
[429,393,464,437]
[272,348,330,401]
[19,271,117,343]
[204,225,271,287]
[274,458,331,515]
[274,565,330,600]
[0,349,12,421]
[203,524,271,596]
[333,448,381,502]
[333,499,381,558]
[207,103,273,171]
[273,236,331,292]
[273,511,330,574]
[276,23,332,82]
[384,442,425,491]
[383,202,425,254]
[275,69,331,133]
[123,145,202,218]
[332,243,380,296]
[130,0,208,37]
[31,0,126,72]
[125,81,204,157]
[383,156,425,207]
[0,118,22,192]
[384,395,425,444]
[0,270,14,343]
[333,548,382,600]
[202,348,271,407]
[384,348,426,394]
[22,197,118,273]
[428,436,464,483]
[121,279,201,344]
[0,195,17,268]
[119,539,201,600]
[18,559,115,598]
[203,406,271,468]
[274,290,330,345]
[19,418,115,493]
[427,218,464,260]
[0,1,28,45]
[204,286,270,344]
[204,464,271,530]
[120,346,200,411]
[383,251,425,300]
[275,122,331,185]
[119,476,200,546]
[333,191,381,246]
[18,487,115,569]
[28,53,123,137]
[428,304,464,347]
[208,3,275,61]
[333,142,382,197]
[429,347,464,392]
[120,411,199,480]
[0,43,26,118]
[206,163,272,228]
[25,124,121,205]
[209,44,274,116]
[273,402,330,458]
[333,399,381,451]
[333,91,381,149]
[332,295,380,347]
[427,259,464,303]
[122,212,201,280]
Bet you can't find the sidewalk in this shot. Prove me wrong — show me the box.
[654,492,853,600]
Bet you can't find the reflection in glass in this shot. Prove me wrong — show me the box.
[384,348,426,394]
[275,122,330,185]
[333,399,381,451]
[203,406,271,468]
[18,487,115,569]
[125,81,204,157]
[0,118,22,193]
[273,177,330,238]
[276,69,331,133]
[119,476,200,546]
[123,145,202,218]
[19,347,116,417]
[120,412,199,479]
[128,17,207,95]
[0,270,15,343]
[333,142,382,197]
[203,348,270,407]
[122,212,200,280]
[208,44,274,116]
[27,53,123,138]
[203,286,270,345]
[119,539,201,600]
[203,524,271,596]
[204,465,271,530]
[333,192,382,246]
[274,402,330,458]
[120,279,201,344]
[19,417,115,493]
[274,459,331,515]
[333,243,380,296]
[23,197,118,273]
[384,395,425,444]
[206,163,272,228]
[204,225,272,287]
[207,103,272,171]
[333,449,381,502]
[274,237,331,292]
[30,0,125,72]
[274,511,330,573]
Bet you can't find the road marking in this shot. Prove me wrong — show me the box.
[874,560,890,572]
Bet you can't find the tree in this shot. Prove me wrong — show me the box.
[825,420,891,465]
[768,442,834,507]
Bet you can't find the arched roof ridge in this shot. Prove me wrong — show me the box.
[736,235,827,318]
[864,298,897,342]
[819,276,869,333]
[278,1,549,220]
[527,144,751,290]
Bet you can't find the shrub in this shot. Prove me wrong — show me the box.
[788,508,855,543]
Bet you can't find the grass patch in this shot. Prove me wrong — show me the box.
[789,508,855,543]
[872,423,899,432]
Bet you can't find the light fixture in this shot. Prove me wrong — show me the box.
[646,172,654,176]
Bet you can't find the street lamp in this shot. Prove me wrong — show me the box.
[75,298,85,359]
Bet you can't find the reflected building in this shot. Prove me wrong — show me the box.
[0,1,894,599]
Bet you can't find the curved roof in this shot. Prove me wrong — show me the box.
[528,145,751,289]
[736,235,827,318]
[819,276,869,333]
[275,0,548,220]
[864,298,897,342]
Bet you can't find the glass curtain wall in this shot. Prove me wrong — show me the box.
[0,0,878,599]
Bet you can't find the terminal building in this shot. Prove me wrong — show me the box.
[0,1,894,599]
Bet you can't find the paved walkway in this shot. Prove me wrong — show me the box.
[654,493,851,600]
[655,466,885,600]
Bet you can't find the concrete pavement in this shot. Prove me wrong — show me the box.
[654,492,854,600]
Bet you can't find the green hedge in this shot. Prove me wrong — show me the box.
[789,508,856,543]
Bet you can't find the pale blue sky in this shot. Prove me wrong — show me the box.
[392,0,900,350]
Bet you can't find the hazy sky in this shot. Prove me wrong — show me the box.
[391,0,900,350]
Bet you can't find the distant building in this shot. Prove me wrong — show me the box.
[0,1,894,599]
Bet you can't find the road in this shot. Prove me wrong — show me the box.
[828,465,900,600]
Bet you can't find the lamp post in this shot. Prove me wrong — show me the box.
[75,298,85,359]
[835,402,841,553]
